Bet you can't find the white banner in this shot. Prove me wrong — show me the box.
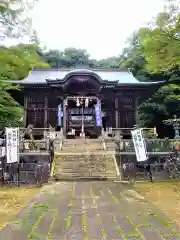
[131,128,147,162]
[6,128,19,163]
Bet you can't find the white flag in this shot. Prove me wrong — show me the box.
[6,128,19,163]
[131,129,147,162]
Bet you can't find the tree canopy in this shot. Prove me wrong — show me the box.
[139,7,180,73]
[0,44,49,128]
[132,1,180,131]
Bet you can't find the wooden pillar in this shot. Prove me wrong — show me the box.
[63,99,67,136]
[44,95,48,128]
[24,97,28,127]
[115,95,119,128]
[134,97,139,125]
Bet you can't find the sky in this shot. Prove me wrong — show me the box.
[8,0,165,59]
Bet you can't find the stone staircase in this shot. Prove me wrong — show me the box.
[53,138,117,180]
[61,138,105,152]
[104,138,116,152]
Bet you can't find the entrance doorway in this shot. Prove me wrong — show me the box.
[62,96,102,138]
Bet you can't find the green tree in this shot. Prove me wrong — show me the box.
[139,3,180,73]
[119,32,149,81]
[42,48,98,68]
[0,80,23,128]
[0,44,49,80]
[0,44,49,128]
[97,56,121,68]
[123,2,180,131]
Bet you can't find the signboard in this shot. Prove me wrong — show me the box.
[94,104,102,127]
[71,115,92,121]
[6,128,19,163]
[131,128,147,162]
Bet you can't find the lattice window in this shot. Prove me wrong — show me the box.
[27,97,45,109]
[27,110,44,127]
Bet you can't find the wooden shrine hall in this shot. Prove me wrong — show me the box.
[11,68,164,137]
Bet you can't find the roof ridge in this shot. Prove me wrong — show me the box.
[32,67,130,72]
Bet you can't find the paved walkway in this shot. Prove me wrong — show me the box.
[0,181,180,239]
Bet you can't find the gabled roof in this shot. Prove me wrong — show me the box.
[11,68,165,86]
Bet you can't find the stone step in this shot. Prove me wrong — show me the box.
[62,145,103,149]
[54,172,116,177]
[54,156,109,160]
[55,151,107,155]
[55,172,116,176]
[55,162,114,166]
[55,165,116,171]
[54,174,117,180]
[61,149,104,152]
[54,164,115,169]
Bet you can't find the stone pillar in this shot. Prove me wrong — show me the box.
[44,96,48,128]
[63,99,67,136]
[24,97,28,127]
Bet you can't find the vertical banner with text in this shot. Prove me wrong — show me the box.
[6,128,19,164]
[94,103,102,127]
[58,104,62,126]
[131,128,147,162]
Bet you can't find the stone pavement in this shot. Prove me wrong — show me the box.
[0,181,180,240]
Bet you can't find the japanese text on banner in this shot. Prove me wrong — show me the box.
[6,128,19,164]
[131,129,147,162]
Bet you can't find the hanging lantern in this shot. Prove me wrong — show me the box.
[76,97,80,106]
[85,97,89,107]
[80,98,83,106]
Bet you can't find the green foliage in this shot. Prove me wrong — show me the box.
[0,81,23,128]
[42,48,122,69]
[0,43,49,129]
[138,4,180,73]
[0,44,49,80]
[42,48,95,68]
[119,32,149,81]
[117,2,180,130]
[97,56,121,68]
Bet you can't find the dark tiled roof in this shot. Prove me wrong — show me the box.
[11,68,165,86]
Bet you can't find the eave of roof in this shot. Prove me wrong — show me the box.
[9,67,166,86]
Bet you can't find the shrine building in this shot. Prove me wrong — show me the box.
[11,67,164,137]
